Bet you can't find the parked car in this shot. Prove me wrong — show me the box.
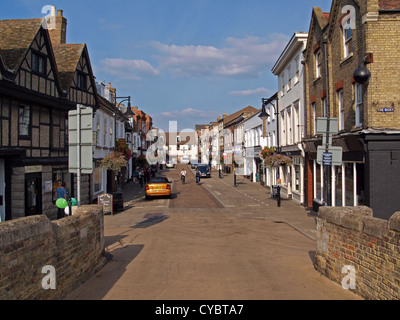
[197,164,211,178]
[181,156,190,165]
[145,177,172,199]
[166,161,175,168]
[191,159,199,169]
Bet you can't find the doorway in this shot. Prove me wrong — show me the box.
[25,173,42,216]
[0,159,4,222]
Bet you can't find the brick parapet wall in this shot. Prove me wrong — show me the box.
[0,205,106,300]
[315,206,400,300]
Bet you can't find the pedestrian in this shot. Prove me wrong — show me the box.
[134,167,139,183]
[56,182,67,219]
[180,168,187,184]
[138,169,143,188]
[195,168,201,184]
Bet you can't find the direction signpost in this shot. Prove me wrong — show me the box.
[69,105,93,207]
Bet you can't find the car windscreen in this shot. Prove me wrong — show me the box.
[149,178,169,183]
[198,166,209,172]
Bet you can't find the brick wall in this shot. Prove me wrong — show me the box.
[0,205,106,300]
[315,206,400,299]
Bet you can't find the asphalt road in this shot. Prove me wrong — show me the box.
[65,165,361,300]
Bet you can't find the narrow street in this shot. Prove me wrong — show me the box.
[65,165,361,300]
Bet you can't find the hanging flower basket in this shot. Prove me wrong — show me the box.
[264,153,292,168]
[100,152,127,171]
[260,147,275,159]
[118,143,132,162]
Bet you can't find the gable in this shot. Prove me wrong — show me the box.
[53,44,98,107]
[304,7,330,63]
[16,26,62,97]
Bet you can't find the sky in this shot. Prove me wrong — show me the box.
[1,0,333,132]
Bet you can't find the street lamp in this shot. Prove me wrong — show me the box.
[260,93,281,207]
[353,53,372,85]
[260,93,279,153]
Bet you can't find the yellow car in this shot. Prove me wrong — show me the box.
[145,177,172,199]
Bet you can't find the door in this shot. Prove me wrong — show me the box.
[0,159,5,222]
[25,173,42,216]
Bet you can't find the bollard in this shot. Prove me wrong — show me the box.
[277,186,281,207]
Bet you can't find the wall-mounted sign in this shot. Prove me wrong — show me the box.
[25,165,42,173]
[377,108,394,113]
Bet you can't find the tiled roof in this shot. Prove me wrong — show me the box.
[52,43,85,91]
[223,106,258,126]
[0,18,42,71]
[379,0,400,9]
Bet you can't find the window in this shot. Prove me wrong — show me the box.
[287,107,292,145]
[343,18,353,58]
[338,90,344,130]
[312,103,317,135]
[355,84,363,127]
[103,119,107,147]
[287,66,292,91]
[77,72,87,90]
[32,51,46,75]
[293,101,300,142]
[315,50,321,78]
[94,161,102,194]
[294,56,300,84]
[19,105,31,137]
[281,73,285,96]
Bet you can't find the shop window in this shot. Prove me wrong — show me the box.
[94,161,102,194]
[52,170,72,203]
[345,163,354,206]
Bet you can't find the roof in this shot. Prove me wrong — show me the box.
[0,18,43,71]
[52,43,86,91]
[165,132,198,146]
[223,106,258,127]
[379,0,400,9]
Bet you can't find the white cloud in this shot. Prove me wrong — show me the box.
[159,107,216,119]
[153,34,290,79]
[229,87,274,97]
[98,58,159,80]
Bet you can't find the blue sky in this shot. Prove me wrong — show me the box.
[2,0,333,132]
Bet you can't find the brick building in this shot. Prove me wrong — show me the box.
[303,0,400,219]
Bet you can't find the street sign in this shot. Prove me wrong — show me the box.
[68,105,93,174]
[322,152,332,166]
[317,117,339,135]
[317,146,343,166]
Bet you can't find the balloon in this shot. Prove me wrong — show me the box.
[71,198,77,206]
[56,198,68,209]
[64,206,70,215]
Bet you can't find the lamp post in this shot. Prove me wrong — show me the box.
[114,96,133,190]
[260,93,281,207]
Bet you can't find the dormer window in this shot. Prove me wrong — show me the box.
[32,51,46,75]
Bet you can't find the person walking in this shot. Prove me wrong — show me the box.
[180,168,187,184]
[139,168,144,188]
[56,182,67,219]
[195,168,201,184]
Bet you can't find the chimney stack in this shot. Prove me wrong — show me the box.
[48,7,67,45]
[223,113,228,118]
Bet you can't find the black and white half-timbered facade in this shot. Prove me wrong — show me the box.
[0,11,98,221]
